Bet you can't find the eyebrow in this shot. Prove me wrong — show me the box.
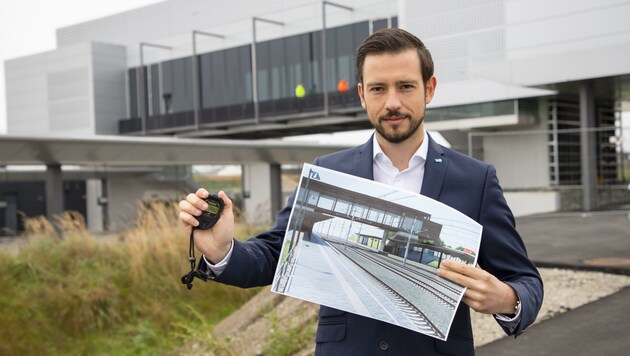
[365,79,420,87]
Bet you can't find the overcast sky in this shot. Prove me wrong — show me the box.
[0,0,164,134]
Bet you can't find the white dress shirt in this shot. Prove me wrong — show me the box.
[372,129,428,194]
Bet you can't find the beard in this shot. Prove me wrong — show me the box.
[373,110,424,144]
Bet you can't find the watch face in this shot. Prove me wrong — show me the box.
[205,200,220,216]
[196,194,224,230]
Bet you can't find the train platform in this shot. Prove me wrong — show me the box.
[277,232,455,339]
[476,209,630,355]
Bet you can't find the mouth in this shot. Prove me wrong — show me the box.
[381,115,408,125]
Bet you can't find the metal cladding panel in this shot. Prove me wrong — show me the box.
[401,0,630,88]
[5,43,94,135]
[56,0,397,67]
[400,0,506,84]
[505,0,630,58]
[47,67,91,131]
[92,43,127,135]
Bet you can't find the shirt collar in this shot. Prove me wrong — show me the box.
[372,129,429,165]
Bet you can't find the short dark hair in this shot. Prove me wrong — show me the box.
[355,28,434,84]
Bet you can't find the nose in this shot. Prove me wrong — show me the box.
[384,92,402,112]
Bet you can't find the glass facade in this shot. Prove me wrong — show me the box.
[119,18,391,135]
[200,44,254,124]
[547,96,620,186]
[257,31,322,117]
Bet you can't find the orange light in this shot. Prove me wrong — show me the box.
[337,79,349,92]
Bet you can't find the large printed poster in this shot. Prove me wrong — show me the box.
[271,164,483,341]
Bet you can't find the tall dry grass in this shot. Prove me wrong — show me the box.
[0,202,262,355]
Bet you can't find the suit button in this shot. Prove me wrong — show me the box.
[379,340,389,351]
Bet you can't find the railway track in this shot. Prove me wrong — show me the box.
[325,238,457,339]
[355,246,462,306]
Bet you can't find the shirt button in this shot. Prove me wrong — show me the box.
[379,340,389,351]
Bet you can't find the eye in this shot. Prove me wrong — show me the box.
[369,86,384,93]
[400,84,415,90]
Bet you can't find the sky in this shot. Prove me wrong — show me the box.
[0,0,164,134]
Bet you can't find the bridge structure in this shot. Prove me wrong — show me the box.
[0,134,350,234]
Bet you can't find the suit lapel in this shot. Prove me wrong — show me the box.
[354,135,374,181]
[421,134,448,200]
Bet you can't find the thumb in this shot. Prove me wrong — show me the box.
[217,191,234,216]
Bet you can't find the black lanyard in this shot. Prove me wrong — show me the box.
[180,228,212,289]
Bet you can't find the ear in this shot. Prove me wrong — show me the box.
[357,83,366,109]
[424,76,437,104]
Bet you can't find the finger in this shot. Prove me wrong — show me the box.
[461,295,484,312]
[462,287,483,303]
[217,191,233,212]
[441,260,480,278]
[437,268,473,288]
[179,200,202,216]
[186,192,207,210]
[196,187,209,198]
[179,211,200,227]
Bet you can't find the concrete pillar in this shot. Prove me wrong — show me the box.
[242,163,282,225]
[45,164,63,219]
[86,179,104,232]
[2,194,17,236]
[579,82,597,211]
[269,163,282,217]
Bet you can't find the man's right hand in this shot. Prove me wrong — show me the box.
[178,189,234,263]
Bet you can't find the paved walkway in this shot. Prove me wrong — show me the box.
[476,209,630,355]
[517,210,630,275]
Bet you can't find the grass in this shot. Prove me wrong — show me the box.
[0,203,262,355]
[263,311,316,356]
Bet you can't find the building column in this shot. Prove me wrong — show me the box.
[45,164,64,219]
[579,82,597,211]
[86,178,109,232]
[242,163,282,225]
[2,194,17,236]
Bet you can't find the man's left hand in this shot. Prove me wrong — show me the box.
[437,259,518,315]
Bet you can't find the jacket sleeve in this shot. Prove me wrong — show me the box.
[477,165,544,336]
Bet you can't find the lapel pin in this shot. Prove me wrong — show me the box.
[434,158,443,163]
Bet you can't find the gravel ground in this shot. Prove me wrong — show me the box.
[182,266,630,355]
[471,267,630,347]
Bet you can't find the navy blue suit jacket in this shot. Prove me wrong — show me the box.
[207,135,543,355]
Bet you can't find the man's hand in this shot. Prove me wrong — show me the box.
[437,259,518,315]
[178,189,235,263]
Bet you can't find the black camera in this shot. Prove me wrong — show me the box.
[195,194,224,230]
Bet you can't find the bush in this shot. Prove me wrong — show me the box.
[0,204,260,355]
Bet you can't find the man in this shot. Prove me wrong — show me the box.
[179,28,543,355]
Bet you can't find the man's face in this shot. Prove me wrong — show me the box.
[357,49,436,144]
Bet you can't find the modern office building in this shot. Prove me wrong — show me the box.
[3,0,630,234]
